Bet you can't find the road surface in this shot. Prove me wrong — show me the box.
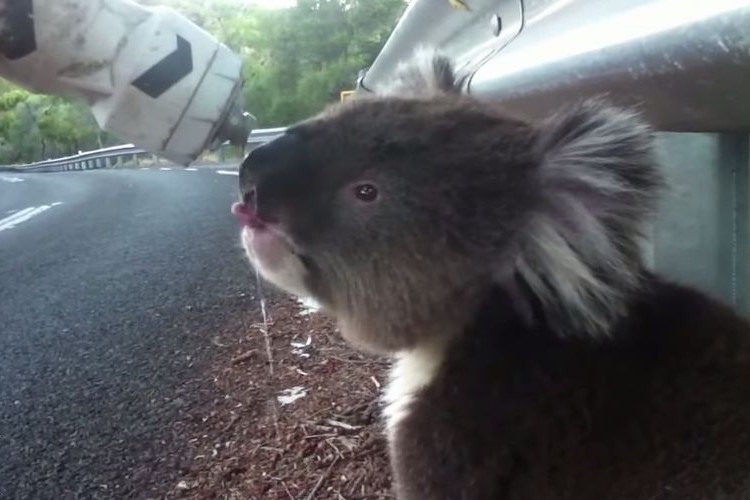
[0,167,259,499]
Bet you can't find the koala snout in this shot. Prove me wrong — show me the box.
[239,132,302,187]
[238,131,312,226]
[231,200,274,229]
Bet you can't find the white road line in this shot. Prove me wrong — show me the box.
[0,175,25,183]
[217,170,239,176]
[5,209,18,215]
[140,167,149,170]
[0,203,63,232]
[0,207,37,228]
[185,167,198,171]
[160,167,172,171]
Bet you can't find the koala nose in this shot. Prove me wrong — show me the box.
[238,149,261,201]
[237,133,299,226]
[239,132,298,194]
[232,187,280,228]
[242,186,256,210]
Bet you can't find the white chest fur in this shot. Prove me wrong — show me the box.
[383,338,448,435]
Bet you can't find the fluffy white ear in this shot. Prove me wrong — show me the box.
[514,99,664,338]
[377,47,464,98]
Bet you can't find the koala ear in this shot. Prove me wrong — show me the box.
[377,47,464,97]
[536,99,661,201]
[513,99,664,338]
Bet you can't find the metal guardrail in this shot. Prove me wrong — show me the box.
[361,0,750,132]
[2,127,287,173]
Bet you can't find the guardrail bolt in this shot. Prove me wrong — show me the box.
[491,14,502,36]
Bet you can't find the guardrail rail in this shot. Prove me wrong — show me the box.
[1,127,286,173]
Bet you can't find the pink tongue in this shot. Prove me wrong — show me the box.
[231,202,265,228]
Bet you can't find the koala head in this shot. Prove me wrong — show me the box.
[232,50,663,353]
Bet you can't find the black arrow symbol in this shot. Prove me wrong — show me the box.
[132,35,193,99]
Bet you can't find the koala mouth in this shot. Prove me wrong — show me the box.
[231,201,300,265]
[231,201,313,299]
[231,201,267,230]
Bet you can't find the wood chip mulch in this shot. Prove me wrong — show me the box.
[164,294,394,500]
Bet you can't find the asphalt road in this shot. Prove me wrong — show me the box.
[0,167,259,499]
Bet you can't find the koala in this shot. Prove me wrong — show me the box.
[231,51,750,499]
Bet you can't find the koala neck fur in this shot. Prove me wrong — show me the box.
[335,281,486,355]
[382,334,452,438]
[334,282,487,436]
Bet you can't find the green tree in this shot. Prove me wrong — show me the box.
[151,0,406,126]
[0,85,110,164]
[235,0,406,126]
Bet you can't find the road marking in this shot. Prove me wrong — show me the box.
[0,207,36,227]
[160,167,172,171]
[140,167,149,170]
[0,175,24,183]
[5,209,18,214]
[185,167,198,171]
[0,203,63,232]
[217,170,239,176]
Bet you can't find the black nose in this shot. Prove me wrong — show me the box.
[238,131,311,223]
[239,132,299,198]
[242,186,256,209]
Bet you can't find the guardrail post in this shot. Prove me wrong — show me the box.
[132,154,139,167]
[651,132,750,314]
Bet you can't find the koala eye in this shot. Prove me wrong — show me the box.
[353,183,379,203]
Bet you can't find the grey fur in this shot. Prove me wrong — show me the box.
[377,47,465,98]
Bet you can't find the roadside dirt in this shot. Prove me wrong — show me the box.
[163,294,393,500]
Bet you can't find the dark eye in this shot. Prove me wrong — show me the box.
[353,183,379,203]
